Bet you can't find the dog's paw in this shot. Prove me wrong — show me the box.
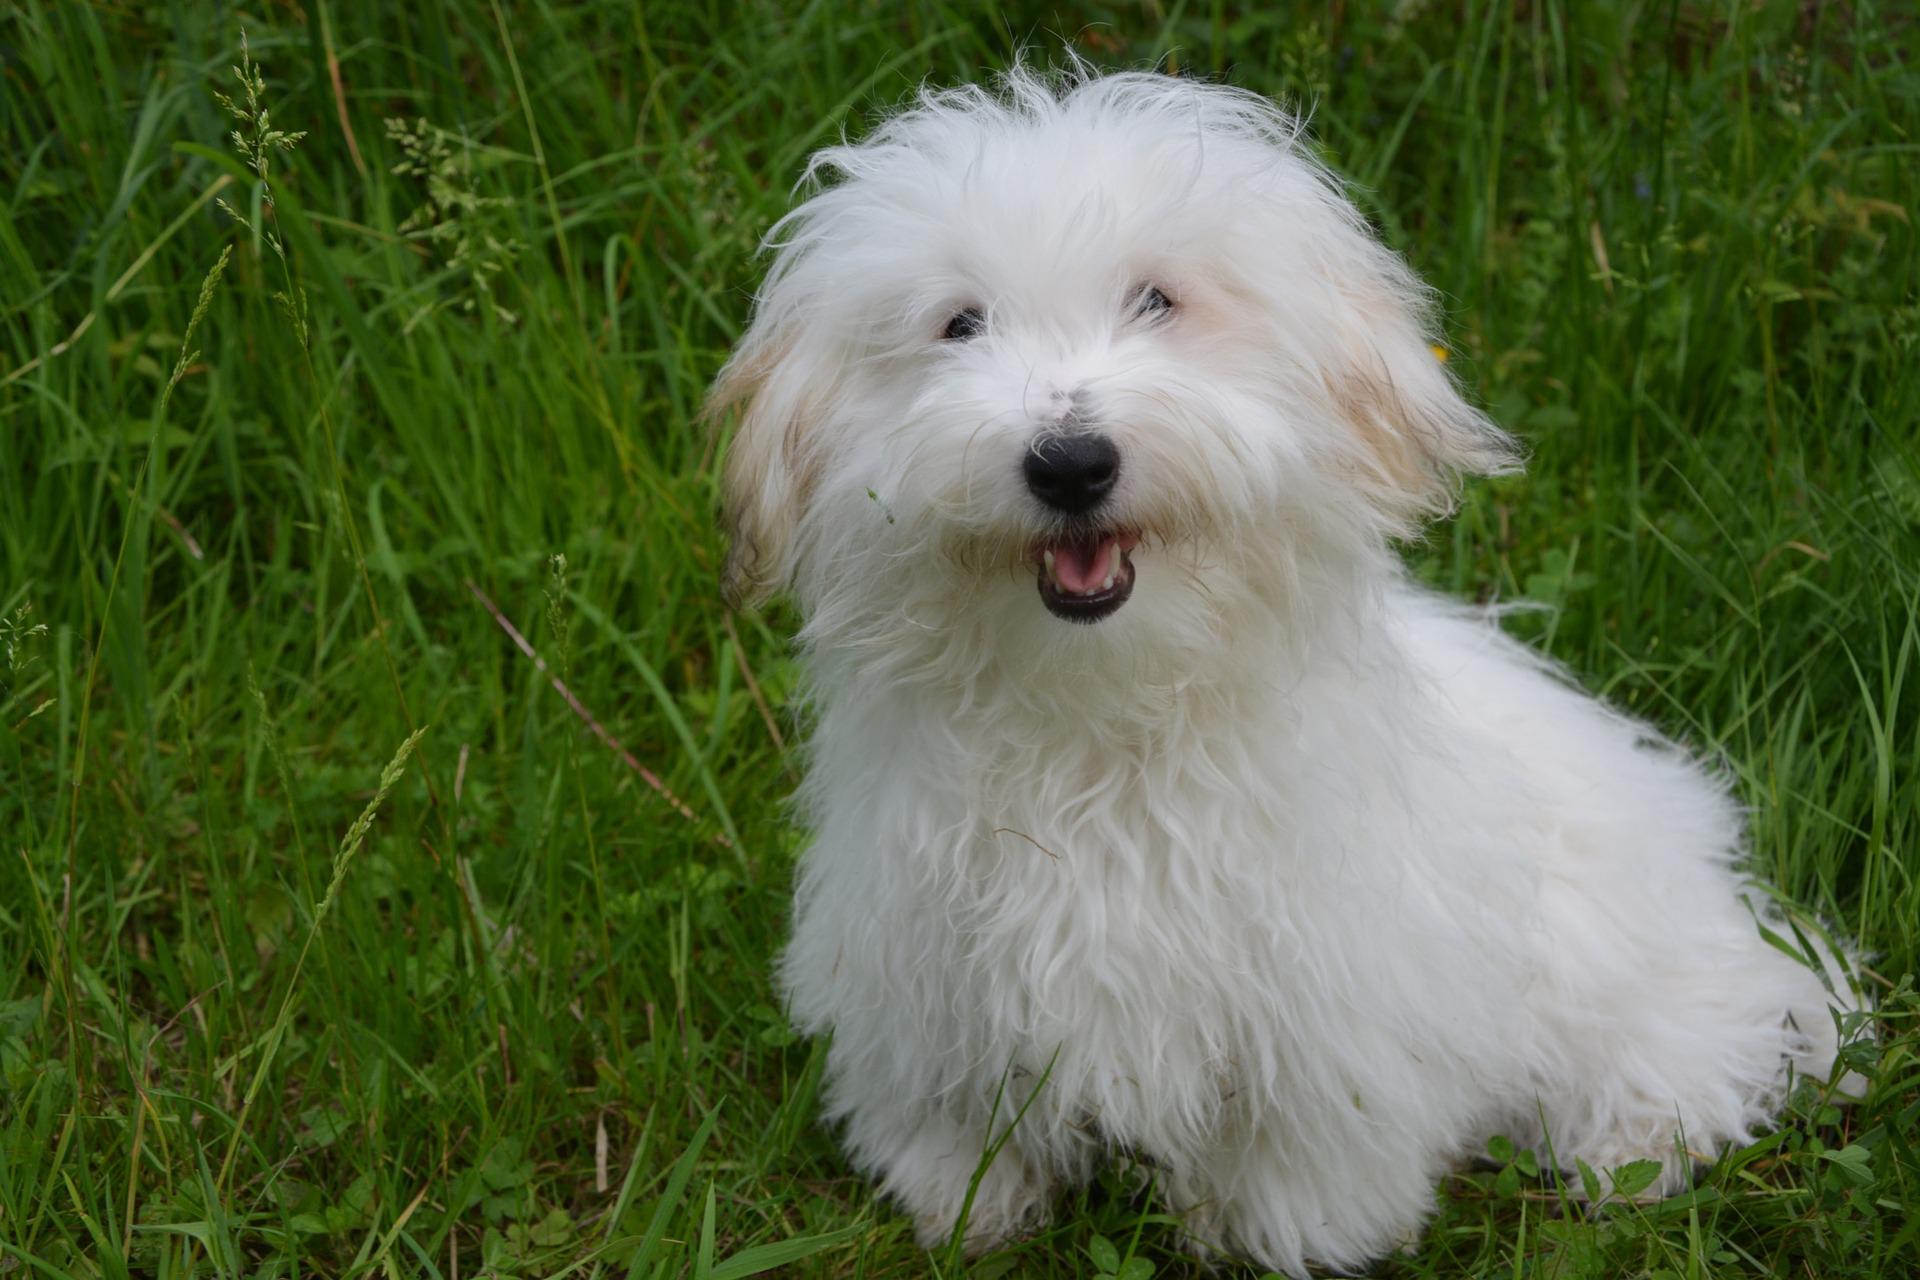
[912,1197,1044,1256]
[905,1149,1052,1256]
[1555,1144,1702,1204]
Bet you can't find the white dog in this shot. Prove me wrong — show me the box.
[710,66,1858,1276]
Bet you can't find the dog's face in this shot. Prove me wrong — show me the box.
[713,70,1513,665]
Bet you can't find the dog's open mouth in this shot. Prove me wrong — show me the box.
[1036,532,1137,623]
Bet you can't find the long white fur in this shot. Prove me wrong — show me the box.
[711,65,1860,1276]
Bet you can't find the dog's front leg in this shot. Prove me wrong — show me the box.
[837,1096,1057,1255]
[1173,1119,1448,1278]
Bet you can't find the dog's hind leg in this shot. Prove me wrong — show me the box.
[1513,852,1861,1198]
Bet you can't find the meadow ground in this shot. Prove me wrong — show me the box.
[3,2,1918,1276]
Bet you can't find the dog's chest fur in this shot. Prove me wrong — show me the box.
[933,739,1291,1153]
[791,667,1523,1163]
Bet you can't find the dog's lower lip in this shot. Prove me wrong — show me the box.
[1035,534,1136,623]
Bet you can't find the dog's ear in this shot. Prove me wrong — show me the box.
[706,323,822,610]
[1323,261,1520,525]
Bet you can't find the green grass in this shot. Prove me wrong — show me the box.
[2,1,1917,1276]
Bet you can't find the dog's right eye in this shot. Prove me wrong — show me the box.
[942,307,985,342]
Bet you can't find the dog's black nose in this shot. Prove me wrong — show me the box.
[1023,432,1120,514]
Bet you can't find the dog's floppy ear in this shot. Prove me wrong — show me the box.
[1322,257,1520,525]
[705,320,827,610]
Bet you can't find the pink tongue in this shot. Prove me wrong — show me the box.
[1051,536,1116,593]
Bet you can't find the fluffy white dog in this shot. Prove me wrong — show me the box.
[710,66,1857,1275]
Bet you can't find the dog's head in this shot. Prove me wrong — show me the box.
[711,67,1514,666]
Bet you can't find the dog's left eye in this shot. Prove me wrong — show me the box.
[1134,285,1175,321]
[942,307,986,342]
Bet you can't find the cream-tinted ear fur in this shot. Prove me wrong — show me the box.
[707,325,827,610]
[1323,256,1521,526]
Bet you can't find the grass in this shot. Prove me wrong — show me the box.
[2,1,1917,1276]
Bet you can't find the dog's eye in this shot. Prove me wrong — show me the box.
[942,307,986,342]
[1134,285,1175,321]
